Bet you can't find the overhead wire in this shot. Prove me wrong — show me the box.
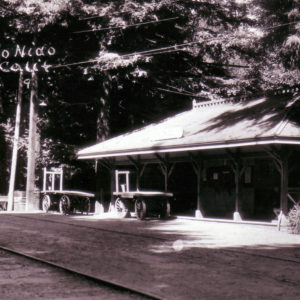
[2,9,296,107]
[158,83,300,101]
[165,84,195,95]
[265,20,300,30]
[2,7,292,73]
[157,88,198,98]
[79,15,106,21]
[157,86,266,101]
[72,17,180,34]
[79,12,132,21]
[1,5,298,103]
[74,12,300,35]
[51,36,251,70]
[0,2,299,33]
[157,86,247,100]
[51,48,185,70]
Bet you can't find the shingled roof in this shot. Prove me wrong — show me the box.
[78,95,300,160]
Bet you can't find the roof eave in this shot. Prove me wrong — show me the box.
[77,137,300,160]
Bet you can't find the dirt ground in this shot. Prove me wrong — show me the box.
[0,212,299,300]
[0,249,147,300]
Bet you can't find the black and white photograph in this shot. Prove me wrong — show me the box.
[0,0,300,299]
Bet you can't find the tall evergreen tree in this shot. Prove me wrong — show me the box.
[1,0,290,192]
[253,0,300,90]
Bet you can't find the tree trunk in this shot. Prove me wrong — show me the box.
[96,73,111,142]
[96,73,111,210]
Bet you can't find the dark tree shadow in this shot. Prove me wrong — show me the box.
[195,94,300,135]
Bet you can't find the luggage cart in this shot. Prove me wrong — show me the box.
[113,170,173,220]
[41,167,94,214]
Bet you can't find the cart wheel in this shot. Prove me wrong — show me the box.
[135,198,147,220]
[160,199,170,219]
[115,198,129,218]
[59,195,70,215]
[42,195,51,213]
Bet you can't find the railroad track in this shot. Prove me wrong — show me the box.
[10,214,300,265]
[0,213,299,299]
[0,244,161,300]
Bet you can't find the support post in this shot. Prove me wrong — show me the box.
[163,165,168,192]
[127,156,146,190]
[280,154,289,215]
[51,172,55,191]
[265,146,292,217]
[134,164,147,191]
[60,168,63,191]
[136,172,140,190]
[97,158,115,213]
[195,168,203,219]
[227,149,245,221]
[115,170,119,193]
[43,168,47,191]
[110,168,116,211]
[233,165,242,221]
[189,152,204,219]
[155,154,175,192]
[94,160,102,214]
[7,71,23,211]
[26,72,39,211]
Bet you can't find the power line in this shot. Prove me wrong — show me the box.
[51,42,196,69]
[73,17,180,34]
[200,61,249,68]
[51,37,250,70]
[51,48,185,70]
[266,20,300,30]
[51,59,98,70]
[165,84,195,95]
[79,12,128,21]
[157,87,198,97]
[79,15,107,21]
[119,40,197,56]
[48,19,298,72]
[73,15,300,36]
[157,87,269,102]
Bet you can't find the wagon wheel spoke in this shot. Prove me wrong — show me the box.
[160,198,171,219]
[135,198,147,220]
[59,195,70,215]
[115,198,128,218]
[42,195,51,213]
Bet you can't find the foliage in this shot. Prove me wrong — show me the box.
[0,0,300,192]
[253,0,300,90]
[288,204,300,234]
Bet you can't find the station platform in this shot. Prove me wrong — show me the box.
[0,212,299,299]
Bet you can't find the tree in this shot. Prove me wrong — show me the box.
[0,0,279,193]
[80,0,259,133]
[252,0,300,90]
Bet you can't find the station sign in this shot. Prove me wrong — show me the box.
[0,44,56,73]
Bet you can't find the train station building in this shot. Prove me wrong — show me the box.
[78,94,300,222]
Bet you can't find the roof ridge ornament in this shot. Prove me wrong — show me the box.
[192,98,235,109]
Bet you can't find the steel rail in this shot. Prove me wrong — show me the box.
[11,214,169,242]
[8,214,300,266]
[0,243,162,300]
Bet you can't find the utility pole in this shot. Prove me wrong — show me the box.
[7,71,24,211]
[25,71,39,211]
